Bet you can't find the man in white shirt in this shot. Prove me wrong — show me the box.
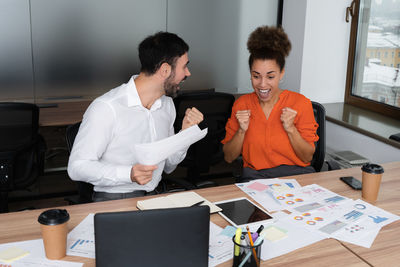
[67,32,203,202]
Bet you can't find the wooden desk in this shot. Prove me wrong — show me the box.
[1,162,399,266]
[39,100,91,127]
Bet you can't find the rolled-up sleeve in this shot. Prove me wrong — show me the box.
[295,100,319,147]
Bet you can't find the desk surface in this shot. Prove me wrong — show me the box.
[39,100,91,127]
[1,161,399,266]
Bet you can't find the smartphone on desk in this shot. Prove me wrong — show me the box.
[340,176,362,190]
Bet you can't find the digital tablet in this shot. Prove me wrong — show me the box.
[214,197,274,227]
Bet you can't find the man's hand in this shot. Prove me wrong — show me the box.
[181,107,204,131]
[280,107,297,133]
[236,110,251,132]
[130,164,158,185]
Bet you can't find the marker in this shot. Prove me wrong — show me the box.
[246,226,259,267]
[252,232,259,241]
[256,225,264,234]
[234,227,242,256]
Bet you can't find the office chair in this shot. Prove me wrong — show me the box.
[0,103,46,213]
[310,101,326,172]
[65,122,94,204]
[168,90,235,189]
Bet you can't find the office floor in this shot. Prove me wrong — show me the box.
[7,126,238,212]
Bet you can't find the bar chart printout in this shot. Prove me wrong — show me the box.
[67,214,95,258]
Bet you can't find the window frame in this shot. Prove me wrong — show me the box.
[345,0,400,119]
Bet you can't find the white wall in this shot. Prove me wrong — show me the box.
[283,0,352,103]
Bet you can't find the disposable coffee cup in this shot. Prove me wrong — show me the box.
[361,163,384,203]
[38,209,70,260]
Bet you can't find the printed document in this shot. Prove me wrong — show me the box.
[134,125,207,165]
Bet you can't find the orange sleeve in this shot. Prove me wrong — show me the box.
[295,98,319,146]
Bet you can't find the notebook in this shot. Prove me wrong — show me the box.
[136,191,221,213]
[94,206,210,267]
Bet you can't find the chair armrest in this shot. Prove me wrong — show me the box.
[326,160,341,170]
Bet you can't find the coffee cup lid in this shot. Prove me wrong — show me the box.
[38,209,70,225]
[361,163,384,174]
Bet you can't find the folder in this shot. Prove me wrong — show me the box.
[136,191,221,213]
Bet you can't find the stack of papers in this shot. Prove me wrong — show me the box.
[237,179,400,251]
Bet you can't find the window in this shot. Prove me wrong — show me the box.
[346,0,400,119]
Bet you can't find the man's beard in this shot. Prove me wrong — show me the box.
[164,71,186,98]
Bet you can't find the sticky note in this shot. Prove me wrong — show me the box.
[0,247,30,263]
[264,226,288,242]
[220,225,237,237]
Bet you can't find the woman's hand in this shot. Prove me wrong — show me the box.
[236,110,251,132]
[280,107,297,133]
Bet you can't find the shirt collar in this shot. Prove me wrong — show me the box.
[126,75,162,110]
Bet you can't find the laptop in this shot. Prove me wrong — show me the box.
[94,206,210,267]
[332,150,370,165]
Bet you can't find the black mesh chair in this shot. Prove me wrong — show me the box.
[0,103,46,212]
[169,90,235,188]
[65,122,93,204]
[310,101,326,172]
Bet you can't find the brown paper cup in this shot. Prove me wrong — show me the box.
[38,209,70,260]
[361,172,382,202]
[361,163,384,203]
[40,222,68,259]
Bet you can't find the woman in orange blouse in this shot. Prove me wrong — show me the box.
[222,26,319,181]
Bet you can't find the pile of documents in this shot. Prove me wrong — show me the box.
[236,179,400,259]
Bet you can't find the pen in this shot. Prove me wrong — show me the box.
[246,226,259,267]
[256,225,264,235]
[190,200,205,207]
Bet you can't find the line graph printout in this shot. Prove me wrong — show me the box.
[67,214,95,258]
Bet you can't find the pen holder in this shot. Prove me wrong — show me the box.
[232,234,263,267]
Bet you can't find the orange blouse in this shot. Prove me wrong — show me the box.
[221,90,319,170]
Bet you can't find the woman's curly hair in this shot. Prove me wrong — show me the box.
[247,26,291,70]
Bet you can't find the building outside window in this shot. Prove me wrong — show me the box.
[346,0,400,118]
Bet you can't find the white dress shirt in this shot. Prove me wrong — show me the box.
[67,75,187,193]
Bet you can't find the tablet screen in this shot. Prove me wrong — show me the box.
[215,198,272,225]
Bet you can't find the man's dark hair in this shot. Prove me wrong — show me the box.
[138,32,189,75]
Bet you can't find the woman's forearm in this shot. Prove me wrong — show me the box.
[223,129,246,163]
[286,127,315,163]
